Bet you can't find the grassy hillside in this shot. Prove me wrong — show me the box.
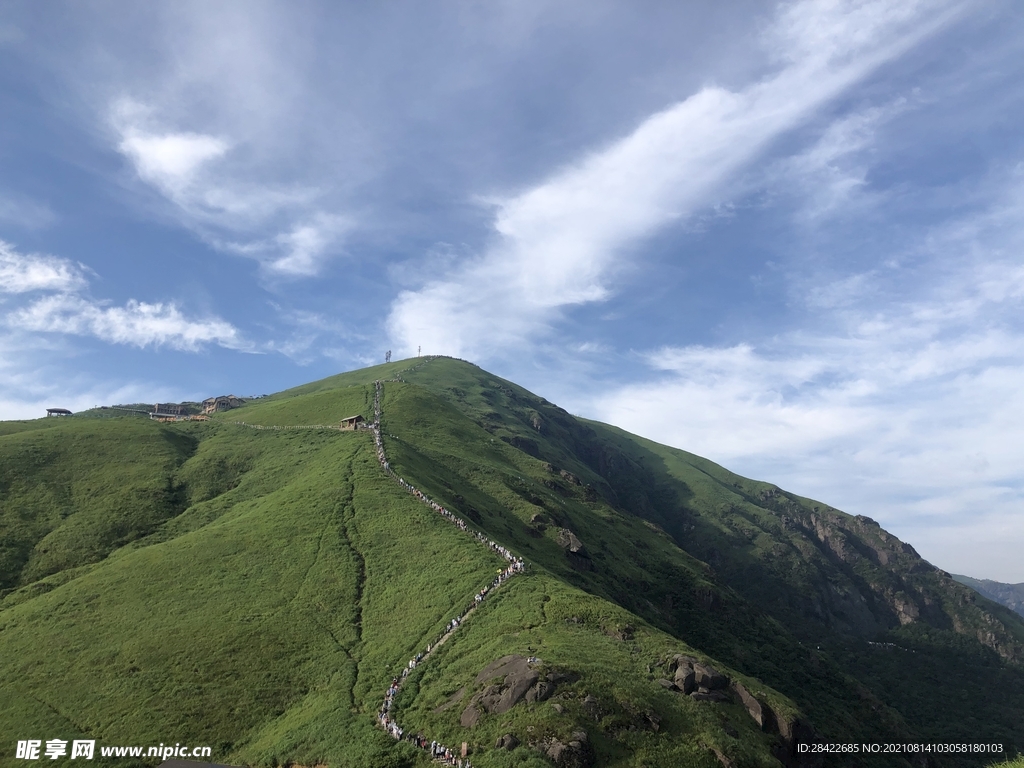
[1,356,1021,767]
[391,358,1024,758]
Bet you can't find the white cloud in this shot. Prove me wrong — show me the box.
[111,96,347,277]
[8,293,244,352]
[0,240,244,352]
[586,176,1024,581]
[387,0,962,359]
[221,213,353,277]
[0,240,88,293]
[761,99,912,224]
[119,129,230,197]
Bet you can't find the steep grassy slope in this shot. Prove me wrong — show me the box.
[0,417,505,768]
[380,357,1024,759]
[2,356,1022,766]
[1,368,808,768]
[0,418,195,594]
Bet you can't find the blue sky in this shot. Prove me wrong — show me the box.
[2,0,1023,581]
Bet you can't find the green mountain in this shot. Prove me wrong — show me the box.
[953,576,1024,620]
[1,356,1022,768]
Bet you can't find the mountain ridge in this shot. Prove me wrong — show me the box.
[952,575,1024,620]
[1,356,1022,767]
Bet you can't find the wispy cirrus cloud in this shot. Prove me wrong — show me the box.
[111,96,347,278]
[0,194,56,230]
[387,0,963,359]
[586,173,1024,581]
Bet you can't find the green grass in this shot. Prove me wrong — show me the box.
[2,357,1023,767]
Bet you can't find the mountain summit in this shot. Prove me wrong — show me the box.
[2,357,1022,768]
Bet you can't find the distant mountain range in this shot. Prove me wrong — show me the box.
[953,575,1024,619]
[2,356,1023,767]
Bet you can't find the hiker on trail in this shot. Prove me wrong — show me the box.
[371,375,523,761]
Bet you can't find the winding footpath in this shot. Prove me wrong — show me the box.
[231,358,528,767]
[370,367,526,767]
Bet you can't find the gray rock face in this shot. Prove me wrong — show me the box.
[732,682,772,729]
[693,662,729,690]
[495,733,520,750]
[557,528,586,553]
[460,705,480,728]
[525,680,554,703]
[668,654,698,674]
[556,528,594,570]
[773,716,821,768]
[560,469,582,485]
[541,730,594,768]
[656,678,676,690]
[462,655,566,726]
[690,690,730,703]
[674,666,696,694]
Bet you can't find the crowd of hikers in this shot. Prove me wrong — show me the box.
[226,356,528,765]
[370,368,527,765]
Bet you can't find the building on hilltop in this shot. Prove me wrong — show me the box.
[46,408,72,417]
[201,395,244,415]
[153,403,186,416]
[339,415,366,430]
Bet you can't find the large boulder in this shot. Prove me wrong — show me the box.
[460,705,481,728]
[541,730,595,768]
[732,682,773,730]
[693,662,729,690]
[667,654,698,674]
[773,716,822,768]
[556,528,586,553]
[674,666,696,694]
[495,733,520,750]
[525,680,555,703]
[462,655,564,725]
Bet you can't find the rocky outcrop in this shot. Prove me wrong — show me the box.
[559,469,582,486]
[557,529,585,553]
[773,716,821,768]
[732,682,772,730]
[675,666,695,694]
[693,662,728,690]
[556,528,594,571]
[539,730,594,768]
[460,655,567,727]
[659,653,818,766]
[495,733,520,750]
[659,656,733,702]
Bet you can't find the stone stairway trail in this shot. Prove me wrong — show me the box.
[226,357,528,767]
